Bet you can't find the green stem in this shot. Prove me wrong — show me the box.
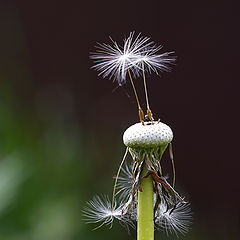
[138,164,154,240]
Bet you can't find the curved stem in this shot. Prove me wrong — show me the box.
[128,69,141,110]
[127,69,145,122]
[142,62,150,110]
[111,147,129,209]
[138,163,154,240]
[169,143,176,188]
[142,62,154,121]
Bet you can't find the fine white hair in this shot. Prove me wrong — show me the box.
[90,32,176,85]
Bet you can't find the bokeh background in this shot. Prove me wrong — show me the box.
[0,0,239,239]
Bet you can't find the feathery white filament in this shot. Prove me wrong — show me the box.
[90,32,176,85]
[155,200,192,236]
[134,51,176,76]
[83,195,123,229]
[115,162,133,200]
[83,180,192,235]
[90,33,150,85]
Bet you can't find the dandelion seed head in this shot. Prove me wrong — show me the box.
[123,121,173,149]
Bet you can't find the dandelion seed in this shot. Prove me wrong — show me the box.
[82,195,123,229]
[91,32,176,85]
[155,199,192,236]
[90,32,176,123]
[91,34,139,85]
[131,45,176,76]
[90,32,156,85]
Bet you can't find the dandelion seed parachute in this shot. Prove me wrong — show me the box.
[82,195,123,229]
[90,32,176,85]
[90,32,150,85]
[155,199,192,236]
[130,44,176,78]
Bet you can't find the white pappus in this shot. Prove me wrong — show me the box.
[83,161,192,236]
[90,32,176,85]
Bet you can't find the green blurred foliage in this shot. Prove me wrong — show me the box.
[0,5,84,239]
[0,2,238,240]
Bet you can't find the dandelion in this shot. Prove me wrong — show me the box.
[84,32,192,239]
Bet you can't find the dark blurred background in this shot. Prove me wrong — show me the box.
[0,0,239,239]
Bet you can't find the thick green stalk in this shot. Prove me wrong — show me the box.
[137,164,154,240]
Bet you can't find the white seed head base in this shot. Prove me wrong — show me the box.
[123,121,173,149]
